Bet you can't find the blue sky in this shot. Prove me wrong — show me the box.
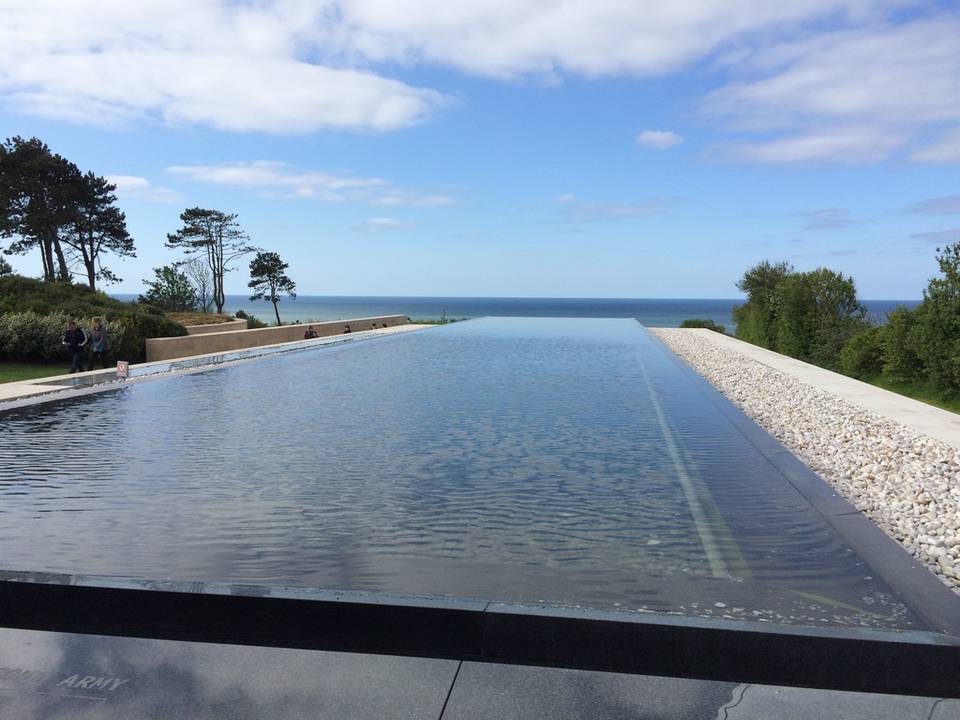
[2,1,959,299]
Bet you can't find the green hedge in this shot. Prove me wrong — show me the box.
[0,311,72,362]
[0,275,187,362]
[837,325,885,379]
[0,310,187,363]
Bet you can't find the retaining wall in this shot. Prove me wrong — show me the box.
[146,315,409,362]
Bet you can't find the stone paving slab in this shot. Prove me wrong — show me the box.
[0,624,952,719]
[0,627,457,720]
[674,328,960,450]
[441,662,736,719]
[722,683,942,719]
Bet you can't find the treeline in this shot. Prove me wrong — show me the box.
[733,242,960,399]
[0,137,133,290]
[0,136,302,362]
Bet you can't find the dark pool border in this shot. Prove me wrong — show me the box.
[0,571,958,698]
[642,323,960,639]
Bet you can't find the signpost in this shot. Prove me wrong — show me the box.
[116,361,129,379]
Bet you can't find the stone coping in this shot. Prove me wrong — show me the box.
[146,314,409,361]
[673,328,960,450]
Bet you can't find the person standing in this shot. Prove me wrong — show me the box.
[87,317,108,370]
[62,320,87,373]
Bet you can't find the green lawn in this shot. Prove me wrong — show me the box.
[0,362,71,384]
[861,375,960,415]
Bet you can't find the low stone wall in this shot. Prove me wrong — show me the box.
[146,315,409,362]
[184,318,248,335]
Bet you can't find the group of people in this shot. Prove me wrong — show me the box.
[302,323,354,340]
[62,317,109,373]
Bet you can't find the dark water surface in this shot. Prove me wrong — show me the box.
[0,318,930,631]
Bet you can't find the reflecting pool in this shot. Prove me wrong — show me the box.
[0,318,944,632]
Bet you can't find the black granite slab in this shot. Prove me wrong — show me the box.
[0,627,456,720]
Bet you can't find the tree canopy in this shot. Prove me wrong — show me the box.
[248,251,296,325]
[166,208,257,314]
[0,136,135,288]
[138,265,198,312]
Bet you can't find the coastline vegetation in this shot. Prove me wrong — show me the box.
[733,242,960,414]
[410,317,464,325]
[679,318,726,334]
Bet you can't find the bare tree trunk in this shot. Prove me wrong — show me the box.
[41,238,53,281]
[273,299,281,326]
[53,237,70,281]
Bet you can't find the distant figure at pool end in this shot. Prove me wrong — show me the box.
[344,324,352,334]
[304,326,318,339]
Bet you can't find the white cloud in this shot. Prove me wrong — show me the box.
[334,0,900,78]
[555,193,576,203]
[2,0,957,168]
[636,130,683,149]
[721,128,905,163]
[910,128,960,164]
[167,160,455,208]
[911,228,960,244]
[106,175,181,203]
[908,194,960,215]
[559,197,666,222]
[0,1,444,133]
[370,191,457,207]
[167,161,386,202]
[366,217,409,230]
[794,208,855,230]
[702,14,960,163]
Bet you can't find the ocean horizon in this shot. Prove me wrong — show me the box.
[115,294,921,330]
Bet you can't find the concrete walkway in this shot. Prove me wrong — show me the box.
[679,328,960,450]
[0,323,430,407]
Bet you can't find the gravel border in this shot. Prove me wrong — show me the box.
[650,328,960,594]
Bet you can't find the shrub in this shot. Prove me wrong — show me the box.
[907,242,960,394]
[771,268,867,367]
[838,325,885,379]
[138,265,198,312]
[880,306,924,383]
[0,311,71,362]
[679,318,726,334]
[734,260,792,348]
[103,311,187,361]
[0,310,186,363]
[0,274,139,316]
[235,309,267,329]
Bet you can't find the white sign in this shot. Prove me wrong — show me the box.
[116,361,129,378]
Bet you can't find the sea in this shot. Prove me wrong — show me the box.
[114,295,920,329]
[204,296,924,330]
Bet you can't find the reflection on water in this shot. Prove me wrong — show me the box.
[0,318,925,630]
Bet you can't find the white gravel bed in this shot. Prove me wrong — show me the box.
[650,328,960,594]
